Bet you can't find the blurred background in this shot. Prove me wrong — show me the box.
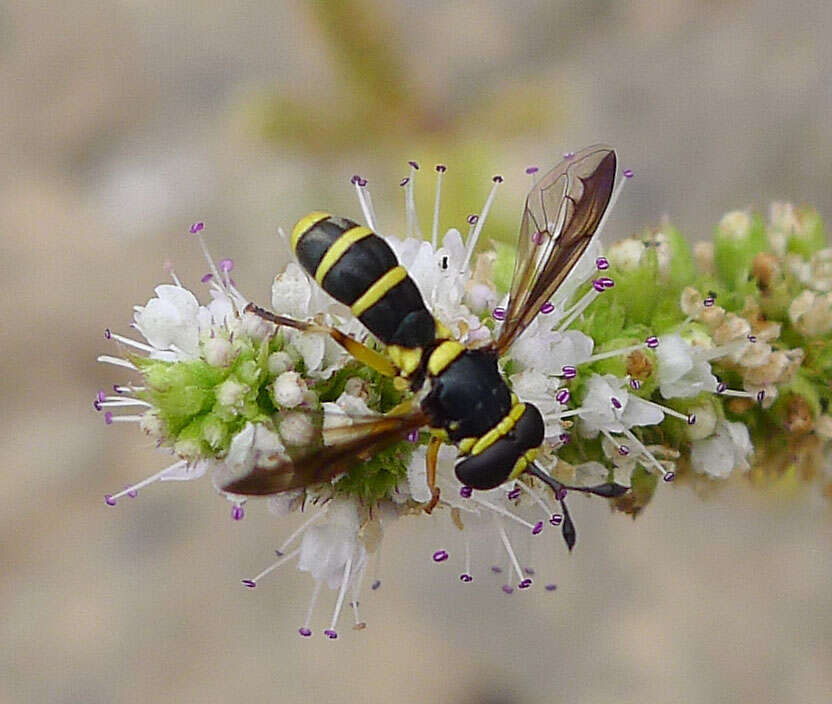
[2,0,831,702]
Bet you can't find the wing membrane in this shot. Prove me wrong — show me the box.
[221,410,429,496]
[494,145,617,356]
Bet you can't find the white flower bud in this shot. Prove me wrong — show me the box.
[271,371,305,408]
[815,415,832,440]
[606,238,644,271]
[465,282,498,314]
[240,311,275,341]
[693,241,714,274]
[279,411,316,447]
[267,351,293,375]
[685,403,717,440]
[717,210,752,241]
[203,337,234,367]
[680,287,704,317]
[216,378,248,410]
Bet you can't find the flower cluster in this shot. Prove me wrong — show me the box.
[96,162,832,638]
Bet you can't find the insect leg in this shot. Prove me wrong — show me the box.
[245,302,397,377]
[423,435,442,514]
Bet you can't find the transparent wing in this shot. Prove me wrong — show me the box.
[493,145,617,356]
[221,410,429,496]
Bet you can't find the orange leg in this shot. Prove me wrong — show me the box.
[424,435,442,514]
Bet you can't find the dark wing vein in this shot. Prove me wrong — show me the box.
[494,145,617,356]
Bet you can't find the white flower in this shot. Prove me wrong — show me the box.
[511,322,593,375]
[606,237,644,271]
[133,284,201,359]
[578,374,664,438]
[655,333,718,398]
[297,499,367,590]
[690,420,752,478]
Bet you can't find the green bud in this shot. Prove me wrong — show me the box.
[713,210,768,288]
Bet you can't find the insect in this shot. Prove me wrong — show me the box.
[224,145,628,549]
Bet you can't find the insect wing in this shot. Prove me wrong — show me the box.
[494,145,617,356]
[221,410,429,496]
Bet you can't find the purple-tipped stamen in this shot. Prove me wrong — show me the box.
[371,580,381,591]
[564,151,575,159]
[201,273,213,283]
[592,279,606,292]
[558,432,571,445]
[598,276,615,289]
[104,494,116,506]
[646,336,659,348]
[492,307,506,321]
[561,365,577,379]
[618,445,630,456]
[540,301,555,314]
[435,164,446,172]
[324,629,338,639]
[189,221,204,234]
[491,566,503,574]
[518,578,533,589]
[525,166,539,174]
[630,378,641,390]
[432,550,449,563]
[596,256,610,270]
[298,627,312,637]
[231,504,245,521]
[687,413,697,425]
[399,177,409,187]
[406,430,419,443]
[545,583,558,591]
[556,389,571,404]
[532,521,544,535]
[623,169,634,178]
[611,397,622,409]
[218,258,234,273]
[459,573,473,582]
[502,585,514,594]
[756,390,766,403]
[507,487,521,500]
[104,412,113,425]
[717,382,727,393]
[408,160,419,170]
[459,486,473,498]
[663,472,676,482]
[467,214,478,225]
[492,175,503,183]
[550,513,563,526]
[747,334,757,343]
[241,579,256,588]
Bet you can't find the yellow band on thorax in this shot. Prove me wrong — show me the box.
[350,266,408,317]
[387,345,423,376]
[315,226,373,284]
[470,402,526,456]
[427,340,465,376]
[291,211,330,252]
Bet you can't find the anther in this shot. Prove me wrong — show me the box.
[597,276,615,288]
[630,378,641,390]
[399,177,409,187]
[545,583,558,591]
[104,328,112,339]
[518,578,533,589]
[492,175,503,183]
[592,279,606,292]
[231,504,245,521]
[435,164,446,172]
[540,301,555,314]
[460,573,473,582]
[550,513,562,526]
[623,169,634,178]
[556,389,571,404]
[104,494,116,506]
[467,214,478,225]
[525,166,539,174]
[611,397,622,410]
[371,580,381,591]
[298,627,312,637]
[460,486,473,498]
[558,433,571,445]
[618,444,630,456]
[502,585,514,594]
[219,258,234,273]
[507,487,521,500]
[492,307,506,321]
[645,336,659,348]
[532,521,544,535]
[432,550,449,562]
[406,430,419,443]
[596,256,610,270]
[561,365,577,379]
[241,579,256,588]
[201,273,213,283]
[324,629,338,639]
[687,413,697,425]
[189,222,204,234]
[408,161,419,170]
[564,151,575,159]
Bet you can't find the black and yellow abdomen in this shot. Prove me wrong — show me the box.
[291,213,436,348]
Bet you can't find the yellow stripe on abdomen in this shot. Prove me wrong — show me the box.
[314,226,373,284]
[291,211,330,252]
[470,402,526,456]
[350,266,408,317]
